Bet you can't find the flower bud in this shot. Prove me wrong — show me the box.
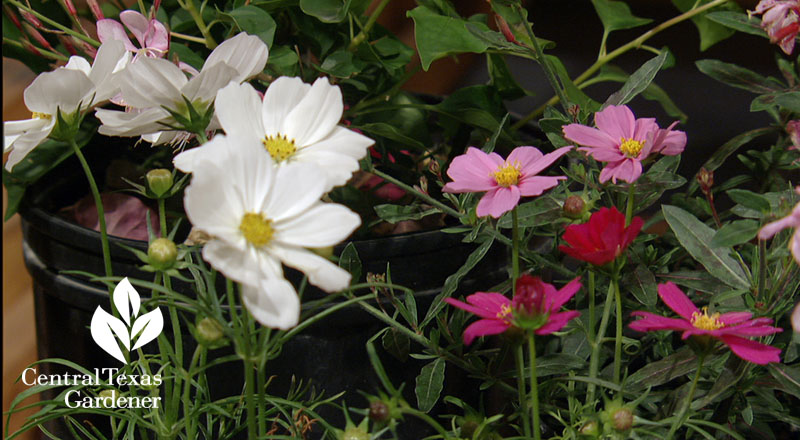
[196,317,224,345]
[513,275,546,316]
[579,420,599,437]
[98,389,118,408]
[563,195,587,219]
[368,400,390,423]
[339,427,369,440]
[146,169,173,198]
[148,238,177,270]
[696,167,713,193]
[611,407,633,431]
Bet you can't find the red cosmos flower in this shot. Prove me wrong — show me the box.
[444,275,581,345]
[752,0,800,55]
[558,207,643,266]
[629,282,782,365]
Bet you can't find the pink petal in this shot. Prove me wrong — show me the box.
[719,334,781,365]
[517,176,565,197]
[96,19,137,51]
[631,116,657,143]
[144,19,169,54]
[578,145,624,162]
[717,311,753,325]
[791,302,800,333]
[792,228,800,264]
[536,311,580,335]
[657,282,699,320]
[563,124,618,150]
[463,319,510,345]
[716,324,782,337]
[622,216,644,248]
[595,105,636,140]
[629,311,694,332]
[476,186,520,218]
[758,215,800,239]
[506,146,543,169]
[516,145,572,177]
[443,147,498,193]
[545,277,582,312]
[120,10,150,48]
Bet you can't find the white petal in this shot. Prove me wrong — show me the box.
[215,82,265,138]
[261,77,311,137]
[4,118,51,136]
[204,32,268,83]
[181,63,238,104]
[302,125,374,158]
[95,108,170,136]
[241,278,299,329]
[24,68,94,114]
[64,56,92,76]
[4,120,54,171]
[271,245,351,292]
[90,41,130,104]
[264,162,327,221]
[274,203,360,248]
[120,57,186,108]
[283,77,343,146]
[202,239,282,286]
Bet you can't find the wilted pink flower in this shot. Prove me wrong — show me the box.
[445,276,581,345]
[751,0,800,54]
[563,105,686,184]
[630,282,782,365]
[67,192,158,241]
[758,186,800,264]
[443,146,571,218]
[786,120,800,150]
[97,10,168,60]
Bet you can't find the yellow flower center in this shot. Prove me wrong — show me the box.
[619,138,644,158]
[32,112,52,120]
[492,161,521,187]
[691,307,724,331]
[239,212,273,247]
[263,134,297,162]
[496,303,512,323]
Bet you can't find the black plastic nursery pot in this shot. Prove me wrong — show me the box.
[16,140,509,438]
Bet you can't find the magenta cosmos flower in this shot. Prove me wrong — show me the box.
[752,0,800,54]
[442,146,572,218]
[562,105,686,184]
[630,282,782,365]
[757,186,800,264]
[559,206,643,266]
[444,275,581,345]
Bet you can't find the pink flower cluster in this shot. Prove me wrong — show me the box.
[752,0,800,54]
[563,105,686,184]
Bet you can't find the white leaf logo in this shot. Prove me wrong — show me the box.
[90,277,163,363]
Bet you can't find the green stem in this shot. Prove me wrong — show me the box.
[625,182,636,225]
[401,407,451,439]
[6,0,100,46]
[244,358,256,440]
[757,239,767,299]
[512,207,520,294]
[347,0,391,51]
[182,345,204,440]
[158,198,167,238]
[170,31,207,44]
[613,275,623,387]
[371,168,464,219]
[2,37,69,61]
[511,0,731,129]
[587,281,616,405]
[528,332,541,440]
[588,270,596,344]
[665,355,705,440]
[181,0,217,48]
[257,360,266,437]
[70,138,113,293]
[516,345,532,438]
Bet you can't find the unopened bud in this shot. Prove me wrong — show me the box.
[579,420,599,437]
[196,317,224,345]
[23,24,53,51]
[696,168,713,193]
[611,407,633,431]
[513,275,546,316]
[86,0,105,20]
[494,14,519,45]
[368,400,390,422]
[146,169,173,197]
[428,159,441,176]
[18,9,42,28]
[59,35,78,55]
[23,40,42,56]
[563,195,586,219]
[61,0,78,18]
[98,389,118,408]
[4,6,23,30]
[148,238,177,270]
[340,427,369,440]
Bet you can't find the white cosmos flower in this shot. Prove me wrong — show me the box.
[174,77,374,191]
[95,32,268,141]
[4,41,129,171]
[182,134,361,328]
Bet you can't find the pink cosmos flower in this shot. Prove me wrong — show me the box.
[442,146,572,218]
[751,0,800,55]
[562,105,686,184]
[757,186,800,264]
[785,120,800,151]
[629,282,782,365]
[444,276,581,345]
[97,11,169,60]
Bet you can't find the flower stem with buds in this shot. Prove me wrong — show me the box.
[7,0,100,46]
[587,280,616,405]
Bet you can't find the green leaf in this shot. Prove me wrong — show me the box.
[672,0,739,50]
[267,45,300,76]
[594,64,687,122]
[356,122,427,151]
[319,50,364,77]
[338,242,361,284]
[497,196,562,228]
[662,205,751,289]
[488,53,526,99]
[774,91,800,113]
[535,354,586,376]
[591,0,652,33]
[225,6,277,47]
[710,220,760,247]
[696,59,784,94]
[299,0,351,23]
[408,6,490,70]
[415,358,445,413]
[374,204,439,224]
[546,55,600,113]
[604,51,668,107]
[624,265,658,307]
[381,328,410,362]
[626,348,699,391]
[726,189,772,212]
[769,364,800,400]
[705,11,767,38]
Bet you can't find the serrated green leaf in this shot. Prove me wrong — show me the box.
[415,358,445,413]
[662,205,750,289]
[710,220,760,247]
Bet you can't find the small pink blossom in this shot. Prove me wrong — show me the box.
[758,186,800,264]
[792,302,800,333]
[444,276,581,345]
[442,146,571,218]
[562,105,686,184]
[67,192,158,241]
[97,10,169,60]
[785,120,800,150]
[751,0,800,54]
[630,282,782,365]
